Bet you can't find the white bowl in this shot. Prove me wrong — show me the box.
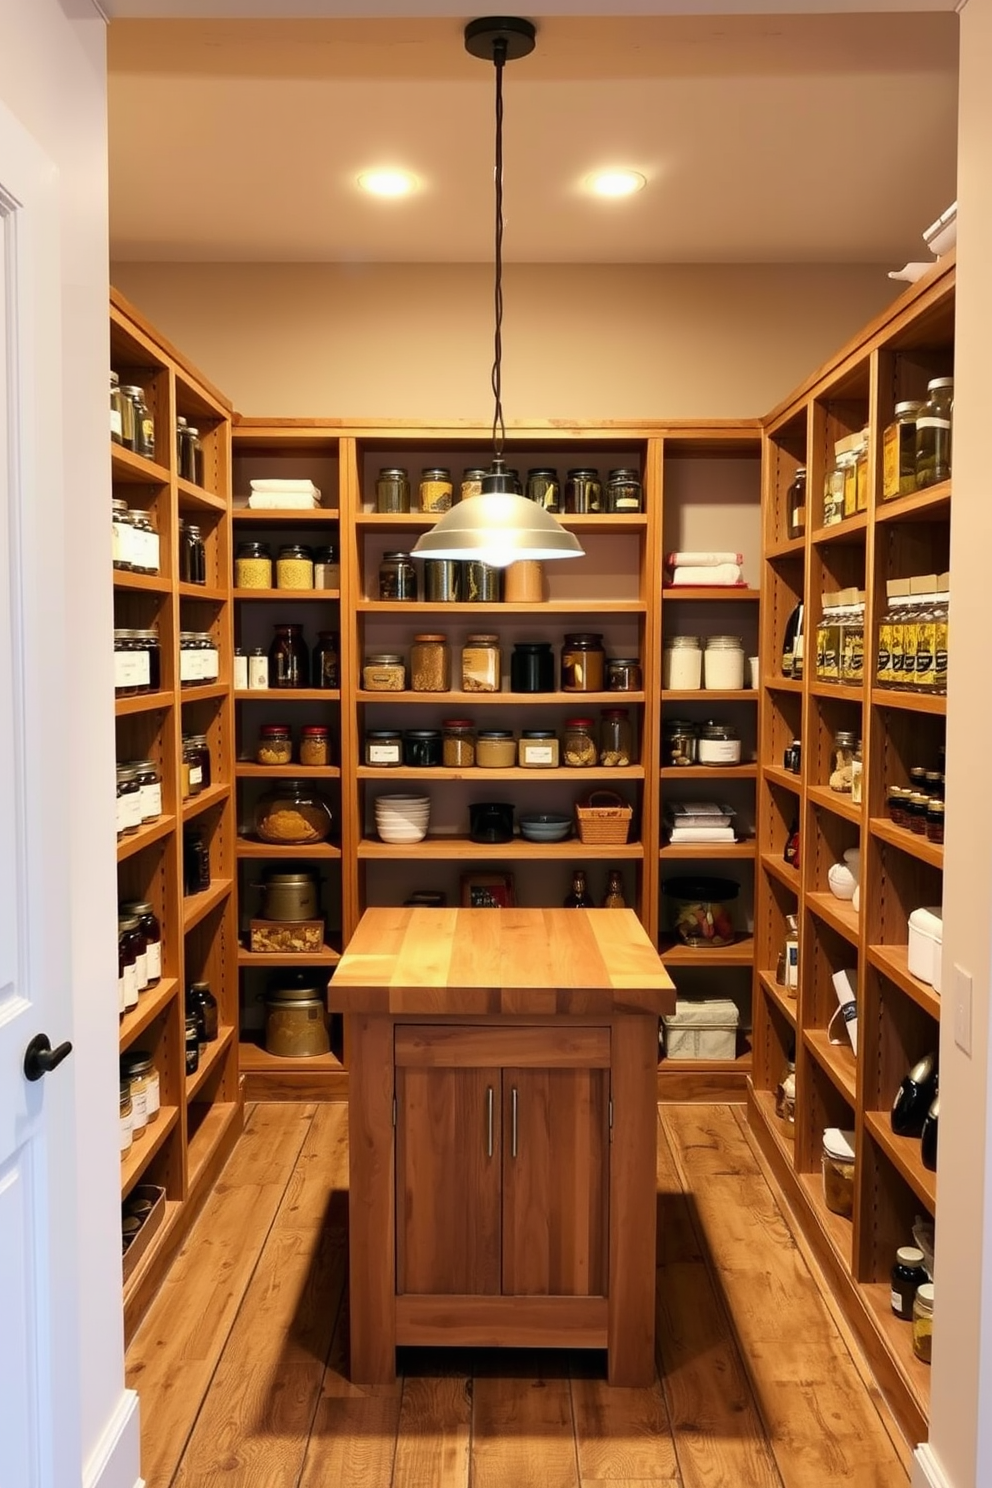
[377,822,429,844]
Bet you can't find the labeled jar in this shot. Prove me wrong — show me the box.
[563,717,598,768]
[510,641,555,693]
[110,371,124,445]
[882,402,924,500]
[119,901,161,986]
[182,737,203,796]
[410,633,451,692]
[419,467,453,513]
[830,730,857,792]
[476,730,516,768]
[183,830,211,895]
[235,541,273,589]
[912,1283,934,1364]
[185,1015,200,1074]
[403,729,443,768]
[698,722,741,766]
[916,377,953,489]
[563,468,601,513]
[379,551,417,601]
[299,726,330,767]
[926,799,945,843]
[424,559,461,603]
[891,1246,928,1321]
[525,468,559,511]
[112,498,132,571]
[663,718,698,767]
[276,544,314,590]
[703,636,745,690]
[518,730,560,768]
[132,760,162,823]
[822,1128,856,1218]
[269,624,309,688]
[127,509,159,575]
[786,466,807,540]
[257,725,292,766]
[851,741,863,805]
[607,657,642,692]
[118,915,147,1002]
[362,652,406,691]
[443,718,476,768]
[600,709,633,767]
[179,522,206,585]
[120,1081,133,1154]
[375,467,410,513]
[663,636,702,691]
[116,764,143,838]
[248,648,269,690]
[561,633,605,692]
[823,457,846,527]
[365,729,403,767]
[462,634,501,693]
[463,560,500,604]
[461,468,488,502]
[604,468,642,513]
[313,631,340,689]
[121,1051,161,1132]
[179,631,219,687]
[313,545,340,590]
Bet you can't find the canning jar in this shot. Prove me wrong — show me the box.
[830,730,857,792]
[823,456,846,527]
[698,722,740,766]
[313,631,340,689]
[116,765,142,838]
[183,830,211,895]
[882,402,924,500]
[926,799,945,843]
[121,1051,160,1132]
[526,468,559,511]
[462,634,501,693]
[299,726,330,767]
[851,741,863,805]
[111,371,124,445]
[119,900,162,986]
[424,559,461,602]
[182,737,203,796]
[563,718,598,767]
[403,729,443,767]
[138,629,161,693]
[235,541,273,589]
[461,468,487,502]
[257,725,292,766]
[607,657,643,692]
[916,378,953,489]
[118,914,147,998]
[313,545,340,590]
[663,636,702,691]
[419,467,453,513]
[120,1081,133,1153]
[663,718,698,767]
[179,522,206,585]
[269,624,309,688]
[821,1128,856,1218]
[476,730,516,768]
[375,468,410,513]
[563,468,601,513]
[118,920,140,1013]
[379,551,417,601]
[276,544,314,590]
[510,641,555,693]
[912,1284,934,1364]
[127,509,160,575]
[463,561,500,603]
[786,466,807,540]
[255,782,333,844]
[410,633,451,692]
[362,652,406,691]
[188,981,218,1042]
[443,719,476,767]
[600,709,633,766]
[561,633,605,692]
[365,729,403,766]
[132,760,162,823]
[703,636,745,690]
[112,498,132,571]
[604,468,642,513]
[518,730,559,768]
[891,1246,928,1321]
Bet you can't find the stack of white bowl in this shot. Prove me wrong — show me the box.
[375,793,431,844]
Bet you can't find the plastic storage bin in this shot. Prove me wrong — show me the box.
[661,998,740,1060]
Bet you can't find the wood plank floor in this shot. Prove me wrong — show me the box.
[127,1103,911,1488]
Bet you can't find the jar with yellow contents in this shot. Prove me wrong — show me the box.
[276,544,314,590]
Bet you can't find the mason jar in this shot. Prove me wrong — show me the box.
[379,551,417,601]
[375,467,410,513]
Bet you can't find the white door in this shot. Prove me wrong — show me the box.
[0,100,81,1488]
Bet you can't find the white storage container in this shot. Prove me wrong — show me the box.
[908,907,943,993]
[662,998,740,1060]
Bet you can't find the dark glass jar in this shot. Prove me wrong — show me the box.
[787,467,807,540]
[132,759,162,823]
[116,764,142,838]
[525,468,560,511]
[179,521,207,584]
[424,558,461,602]
[926,799,945,843]
[604,468,642,513]
[132,629,161,692]
[276,544,314,590]
[313,545,340,590]
[188,981,218,1042]
[460,468,487,502]
[183,830,211,895]
[118,919,139,1013]
[563,468,601,514]
[607,657,643,691]
[313,630,340,689]
[403,729,443,767]
[119,914,148,999]
[419,467,453,513]
[891,1246,929,1321]
[269,624,309,688]
[510,641,556,693]
[375,467,410,513]
[184,1015,201,1074]
[119,900,162,987]
[561,633,605,691]
[463,560,500,603]
[379,551,417,601]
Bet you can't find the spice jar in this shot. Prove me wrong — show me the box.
[607,657,643,692]
[510,641,555,693]
[463,561,500,603]
[235,541,273,589]
[424,559,461,602]
[257,725,292,766]
[912,1284,934,1364]
[443,719,476,768]
[379,551,417,601]
[518,730,560,768]
[600,709,634,766]
[462,634,501,693]
[362,653,406,691]
[121,1050,161,1133]
[604,468,642,513]
[891,1246,928,1321]
[248,648,269,690]
[132,760,162,823]
[403,729,443,768]
[663,636,702,691]
[313,631,340,689]
[563,468,601,513]
[410,633,451,692]
[116,764,143,838]
[186,735,211,790]
[525,468,559,511]
[188,981,219,1042]
[269,624,309,688]
[503,560,545,603]
[119,901,161,986]
[476,730,516,768]
[703,636,745,690]
[916,378,953,489]
[821,1128,856,1218]
[276,544,314,590]
[698,722,741,766]
[419,467,453,513]
[786,466,807,540]
[376,468,410,513]
[561,633,605,692]
[663,718,698,767]
[313,545,340,590]
[120,1081,133,1154]
[365,729,403,767]
[563,718,598,767]
[299,726,330,767]
[830,730,857,793]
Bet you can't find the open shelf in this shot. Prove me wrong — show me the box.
[757,970,797,1027]
[182,877,233,932]
[807,785,862,826]
[808,681,864,704]
[234,507,340,523]
[119,979,179,1053]
[867,945,941,1019]
[663,688,758,703]
[358,765,645,782]
[863,1111,937,1211]
[181,783,230,823]
[797,1170,853,1272]
[871,688,947,716]
[358,836,644,860]
[354,511,648,534]
[357,598,648,615]
[176,475,226,514]
[659,840,756,859]
[356,689,645,706]
[237,943,341,967]
[875,479,951,525]
[179,682,228,704]
[117,814,176,863]
[658,1043,753,1076]
[111,445,171,485]
[810,512,868,544]
[178,582,227,602]
[185,1026,235,1101]
[234,688,341,703]
[233,588,340,601]
[659,764,758,780]
[659,934,755,967]
[806,892,860,948]
[804,1027,857,1105]
[870,817,943,870]
[120,1106,179,1201]
[113,570,171,595]
[762,764,802,794]
[238,1039,346,1074]
[115,689,174,718]
[235,762,342,779]
[661,587,760,602]
[236,837,341,858]
[187,1102,241,1195]
[761,852,800,893]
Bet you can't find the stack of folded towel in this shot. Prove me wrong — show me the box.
[665,801,738,844]
[247,478,322,510]
[666,550,746,587]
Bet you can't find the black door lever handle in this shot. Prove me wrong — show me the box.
[24,1034,73,1082]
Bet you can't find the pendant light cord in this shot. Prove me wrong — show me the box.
[491,37,507,462]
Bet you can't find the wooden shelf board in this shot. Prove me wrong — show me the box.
[113,569,171,595]
[860,1282,932,1419]
[659,934,755,967]
[111,444,171,486]
[661,587,760,602]
[354,511,649,533]
[357,836,643,860]
[660,763,758,779]
[808,680,864,703]
[236,837,342,859]
[122,1197,183,1311]
[867,945,941,1020]
[234,688,340,703]
[176,476,226,514]
[185,1025,235,1102]
[235,762,341,779]
[179,682,228,705]
[757,970,798,1027]
[187,1101,241,1196]
[870,817,944,870]
[356,689,645,706]
[797,1169,854,1272]
[875,480,951,525]
[117,813,176,862]
[237,943,341,967]
[233,588,340,601]
[766,534,806,559]
[763,764,802,794]
[182,877,233,932]
[359,764,644,782]
[357,599,647,615]
[864,1110,937,1212]
[808,784,863,825]
[119,978,179,1053]
[177,582,227,602]
[761,852,800,893]
[749,1085,798,1170]
[764,676,803,693]
[658,1043,753,1075]
[233,507,340,522]
[806,891,861,947]
[238,1038,346,1073]
[181,783,230,823]
[870,688,947,716]
[115,689,174,718]
[811,512,868,544]
[662,689,758,703]
[120,1105,179,1200]
[659,840,757,859]
[804,1027,857,1104]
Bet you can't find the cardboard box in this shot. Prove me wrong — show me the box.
[662,998,740,1060]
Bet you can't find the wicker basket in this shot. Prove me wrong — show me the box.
[575,790,633,845]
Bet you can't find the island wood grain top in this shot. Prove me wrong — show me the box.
[330,907,676,1017]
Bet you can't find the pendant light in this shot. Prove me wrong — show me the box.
[412,17,584,569]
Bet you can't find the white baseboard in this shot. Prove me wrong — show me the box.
[83,1388,142,1488]
[913,1443,955,1488]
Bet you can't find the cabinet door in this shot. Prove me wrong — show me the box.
[396,1065,501,1296]
[502,1067,609,1297]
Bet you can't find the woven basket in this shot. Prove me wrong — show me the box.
[575,790,633,845]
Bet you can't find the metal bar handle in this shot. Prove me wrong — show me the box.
[511,1085,518,1158]
[486,1085,494,1158]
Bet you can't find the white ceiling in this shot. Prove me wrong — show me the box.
[107,11,959,265]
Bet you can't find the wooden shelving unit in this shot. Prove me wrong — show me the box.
[749,255,953,1447]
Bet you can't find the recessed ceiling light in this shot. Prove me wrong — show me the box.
[587,170,646,199]
[357,169,419,198]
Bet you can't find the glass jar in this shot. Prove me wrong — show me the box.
[276,544,314,590]
[821,1128,856,1218]
[882,402,923,500]
[121,1051,161,1132]
[110,370,124,445]
[908,792,930,835]
[442,719,476,768]
[703,636,745,690]
[118,919,139,1013]
[912,1283,934,1364]
[179,522,206,585]
[933,584,949,694]
[607,657,643,692]
[419,467,453,513]
[843,441,863,518]
[510,641,555,693]
[663,636,703,691]
[254,781,333,844]
[563,717,598,767]
[561,633,605,692]
[132,760,162,823]
[233,648,248,690]
[786,466,806,540]
[503,560,544,603]
[600,709,634,767]
[663,718,698,767]
[116,765,142,838]
[424,559,461,602]
[257,725,292,766]
[365,729,403,767]
[362,652,406,691]
[916,377,953,489]
[118,914,147,998]
[179,631,219,687]
[461,468,488,502]
[375,467,410,513]
[127,509,160,575]
[120,1080,133,1154]
[823,456,846,527]
[926,799,945,843]
[119,901,162,986]
[112,498,132,571]
[299,725,330,767]
[235,541,273,589]
[841,601,865,685]
[313,545,340,590]
[830,730,858,793]
[313,631,340,690]
[891,1246,928,1321]
[525,468,559,511]
[518,730,560,768]
[185,1015,200,1074]
[248,649,269,690]
[117,381,137,450]
[698,722,741,766]
[850,741,863,805]
[188,981,218,1042]
[183,830,211,895]
[379,551,417,601]
[604,468,642,513]
[136,629,161,692]
[475,730,516,768]
[410,633,452,692]
[462,634,501,693]
[185,426,204,486]
[816,603,842,681]
[403,729,443,768]
[774,1057,796,1137]
[463,560,500,603]
[269,624,309,688]
[563,468,601,513]
[182,736,202,796]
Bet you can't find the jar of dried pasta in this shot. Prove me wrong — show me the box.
[299,726,330,766]
[563,718,598,767]
[461,634,501,693]
[443,719,476,767]
[257,725,292,766]
[410,633,451,692]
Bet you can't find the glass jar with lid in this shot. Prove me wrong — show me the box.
[600,709,634,766]
[607,657,643,692]
[188,981,219,1042]
[563,469,601,513]
[841,599,865,684]
[916,377,954,488]
[461,468,488,502]
[510,641,555,693]
[110,370,124,445]
[518,730,559,768]
[561,633,605,692]
[375,467,410,513]
[299,725,331,767]
[118,914,148,998]
[663,635,702,691]
[313,630,340,690]
[269,624,309,688]
[313,544,340,590]
[604,468,642,513]
[276,544,314,590]
[186,734,211,789]
[179,522,207,585]
[830,730,858,792]
[823,456,846,526]
[698,722,741,766]
[786,466,807,540]
[365,729,403,767]
[462,634,501,693]
[563,718,598,767]
[121,1050,160,1132]
[255,781,333,844]
[703,636,744,690]
[476,730,516,768]
[235,541,273,589]
[663,718,698,767]
[821,1128,856,1218]
[463,560,500,603]
[379,551,417,600]
[118,921,140,1014]
[443,719,476,768]
[912,1283,934,1364]
[419,467,453,513]
[410,633,451,692]
[882,401,924,500]
[424,559,461,602]
[116,764,142,838]
[132,760,162,823]
[525,468,559,511]
[256,725,292,767]
[119,900,162,986]
[127,509,160,575]
[120,1081,133,1153]
[850,740,863,805]
[362,652,406,691]
[403,729,443,768]
[112,498,133,571]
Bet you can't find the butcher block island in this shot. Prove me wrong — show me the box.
[331,906,676,1386]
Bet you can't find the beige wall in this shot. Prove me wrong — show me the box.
[111,260,897,422]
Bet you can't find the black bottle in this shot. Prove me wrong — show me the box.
[921,1094,939,1172]
[891,1053,938,1137]
[563,869,594,908]
[188,980,218,1042]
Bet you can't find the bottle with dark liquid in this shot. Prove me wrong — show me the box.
[563,869,594,908]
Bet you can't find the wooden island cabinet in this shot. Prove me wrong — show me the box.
[331,906,675,1385]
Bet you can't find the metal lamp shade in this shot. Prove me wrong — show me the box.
[411,492,584,567]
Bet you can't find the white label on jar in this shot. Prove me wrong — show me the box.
[112,521,123,564]
[233,654,248,691]
[135,949,148,992]
[201,647,219,681]
[120,1108,133,1152]
[146,530,160,574]
[114,650,135,689]
[180,648,200,683]
[145,1070,160,1116]
[121,790,143,833]
[523,745,555,764]
[189,764,203,787]
[368,744,401,764]
[891,1290,904,1315]
[140,782,162,820]
[248,655,269,689]
[123,961,139,1011]
[130,1085,148,1129]
[916,417,951,431]
[116,794,125,837]
[145,938,162,982]
[111,408,123,439]
[698,739,741,765]
[132,650,151,688]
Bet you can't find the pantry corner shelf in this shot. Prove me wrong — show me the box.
[355,510,649,534]
[235,762,342,780]
[234,688,341,703]
[357,598,647,615]
[808,681,865,704]
[810,512,868,545]
[870,817,944,870]
[176,476,227,514]
[117,813,177,863]
[657,1044,753,1076]
[187,1101,241,1197]
[179,682,228,705]
[807,784,863,825]
[115,689,175,718]
[659,764,758,780]
[757,970,797,1027]
[662,688,758,703]
[182,877,234,932]
[120,1104,180,1200]
[238,1039,347,1074]
[762,764,803,795]
[358,764,645,783]
[806,891,860,947]
[760,852,801,893]
[119,978,180,1053]
[177,582,227,603]
[766,534,806,559]
[356,689,645,706]
[764,676,803,694]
